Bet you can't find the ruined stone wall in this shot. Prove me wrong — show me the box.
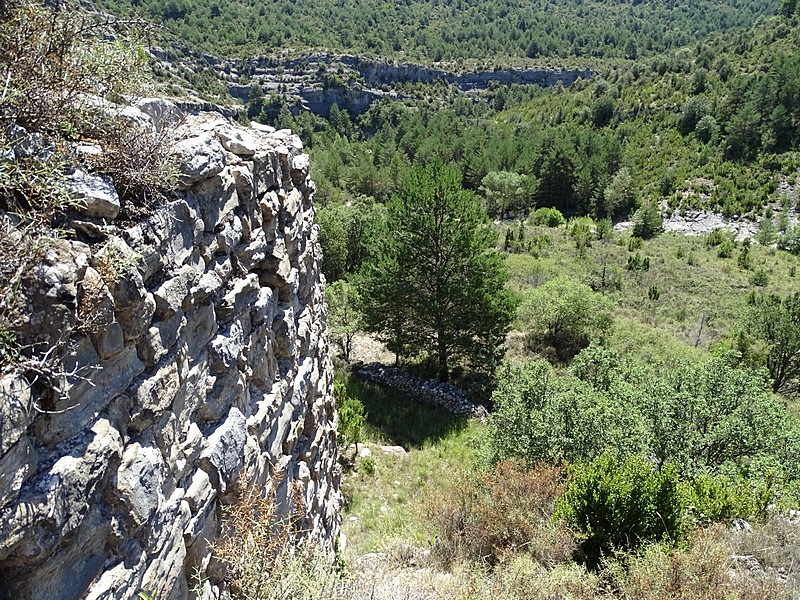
[0,107,340,599]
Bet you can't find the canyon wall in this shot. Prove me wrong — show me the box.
[0,106,340,599]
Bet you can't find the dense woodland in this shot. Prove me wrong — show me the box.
[99,0,779,63]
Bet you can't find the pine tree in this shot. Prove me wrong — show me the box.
[358,162,515,381]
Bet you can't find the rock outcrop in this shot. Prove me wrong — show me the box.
[0,107,340,599]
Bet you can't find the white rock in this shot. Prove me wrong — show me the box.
[66,169,121,220]
[217,127,258,156]
[135,97,184,131]
[250,121,276,134]
[199,407,247,493]
[118,105,155,131]
[171,133,226,187]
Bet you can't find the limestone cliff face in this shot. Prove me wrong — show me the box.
[0,108,340,599]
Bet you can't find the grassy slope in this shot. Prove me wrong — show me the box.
[340,375,479,557]
[340,357,800,599]
[504,225,799,352]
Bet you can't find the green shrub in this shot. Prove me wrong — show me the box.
[334,381,366,453]
[750,267,770,286]
[555,452,686,564]
[518,277,614,361]
[359,455,375,475]
[738,245,753,270]
[595,218,613,240]
[529,207,566,227]
[683,474,757,525]
[483,358,639,466]
[626,252,650,271]
[706,228,727,247]
[717,239,735,258]
[631,202,663,239]
[486,350,800,480]
[778,226,800,255]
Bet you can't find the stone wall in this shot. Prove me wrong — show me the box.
[0,105,340,599]
[353,363,488,421]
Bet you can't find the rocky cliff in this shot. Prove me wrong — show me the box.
[226,53,591,116]
[0,104,340,599]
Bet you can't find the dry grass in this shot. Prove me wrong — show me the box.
[428,461,575,568]
[212,475,345,600]
[609,526,795,600]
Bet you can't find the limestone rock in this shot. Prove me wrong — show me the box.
[117,105,156,131]
[0,437,37,510]
[172,133,226,187]
[115,443,166,531]
[217,127,258,156]
[217,273,260,321]
[0,376,34,455]
[17,238,80,350]
[154,265,197,318]
[33,342,144,447]
[135,97,185,132]
[199,407,247,494]
[0,418,122,566]
[0,113,340,599]
[67,169,121,221]
[193,168,240,232]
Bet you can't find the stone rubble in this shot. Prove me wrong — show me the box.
[353,362,488,421]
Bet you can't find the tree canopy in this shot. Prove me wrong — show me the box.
[358,162,515,381]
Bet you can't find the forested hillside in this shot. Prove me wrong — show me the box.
[99,0,779,62]
[257,13,800,258]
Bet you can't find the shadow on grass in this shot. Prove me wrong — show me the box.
[343,373,468,449]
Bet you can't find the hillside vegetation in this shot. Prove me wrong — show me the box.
[97,0,778,62]
[10,0,800,598]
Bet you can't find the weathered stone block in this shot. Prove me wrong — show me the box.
[92,321,125,360]
[196,370,246,424]
[0,437,37,511]
[154,265,198,319]
[199,408,247,494]
[217,127,258,156]
[0,418,122,566]
[33,343,144,447]
[67,169,121,221]
[215,214,243,254]
[137,310,185,368]
[193,168,240,232]
[0,506,111,600]
[272,304,296,359]
[128,358,182,432]
[115,442,166,531]
[124,199,200,283]
[0,375,34,455]
[217,273,260,322]
[172,133,226,188]
[140,492,192,599]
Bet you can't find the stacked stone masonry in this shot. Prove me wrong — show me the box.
[0,104,341,600]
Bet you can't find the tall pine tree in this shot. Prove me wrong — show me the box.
[358,162,514,381]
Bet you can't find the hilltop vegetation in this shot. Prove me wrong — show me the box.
[98,0,778,62]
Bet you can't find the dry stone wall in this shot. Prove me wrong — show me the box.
[0,105,340,600]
